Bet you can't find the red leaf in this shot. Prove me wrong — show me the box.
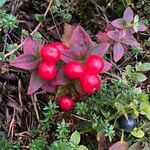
[69,25,93,57]
[101,60,112,73]
[41,82,57,93]
[109,141,128,150]
[96,32,111,43]
[111,18,125,29]
[90,43,110,56]
[119,30,126,40]
[123,7,133,22]
[121,37,140,47]
[113,43,124,62]
[105,24,116,32]
[11,54,40,70]
[137,22,147,32]
[28,71,44,95]
[61,50,79,63]
[107,30,120,41]
[51,68,70,85]
[23,37,43,55]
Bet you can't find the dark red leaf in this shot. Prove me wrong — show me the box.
[123,7,133,22]
[96,32,111,43]
[113,43,124,62]
[111,18,125,29]
[137,22,147,32]
[23,37,43,55]
[90,43,110,56]
[11,54,40,70]
[51,68,70,85]
[121,37,140,47]
[41,82,57,93]
[109,141,128,150]
[107,30,120,41]
[105,24,116,32]
[69,25,93,57]
[28,71,44,95]
[61,50,79,63]
[101,60,112,73]
[119,30,126,40]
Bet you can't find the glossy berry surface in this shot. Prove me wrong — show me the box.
[38,62,57,80]
[64,61,84,80]
[80,72,101,94]
[59,96,75,111]
[40,44,61,64]
[50,42,68,52]
[118,115,137,132]
[85,55,104,74]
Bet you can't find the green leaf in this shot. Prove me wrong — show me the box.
[78,145,88,150]
[0,0,6,7]
[6,43,18,52]
[70,131,80,145]
[137,63,150,72]
[134,15,139,24]
[143,145,150,150]
[131,128,145,138]
[140,103,150,114]
[9,54,16,62]
[133,15,140,32]
[126,65,132,77]
[140,103,150,120]
[0,52,5,60]
[35,14,45,22]
[131,73,147,82]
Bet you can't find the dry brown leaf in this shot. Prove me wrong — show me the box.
[62,23,76,47]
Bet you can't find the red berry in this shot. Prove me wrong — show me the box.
[80,72,101,94]
[85,55,104,74]
[40,44,61,64]
[38,62,57,80]
[64,61,84,80]
[59,96,75,111]
[50,42,68,52]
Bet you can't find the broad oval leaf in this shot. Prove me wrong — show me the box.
[113,43,124,62]
[96,32,111,43]
[41,82,57,93]
[0,0,6,7]
[90,43,110,56]
[70,131,80,145]
[11,54,40,70]
[107,30,120,41]
[121,37,140,47]
[137,63,150,72]
[78,145,88,150]
[131,128,145,138]
[123,7,133,22]
[61,50,79,63]
[28,71,44,95]
[111,18,125,29]
[131,73,147,82]
[23,37,43,55]
[129,142,141,150]
[69,25,93,57]
[101,60,112,73]
[51,68,70,85]
[137,22,147,32]
[109,141,128,150]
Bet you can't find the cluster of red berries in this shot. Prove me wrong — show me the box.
[38,42,67,80]
[64,55,104,94]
